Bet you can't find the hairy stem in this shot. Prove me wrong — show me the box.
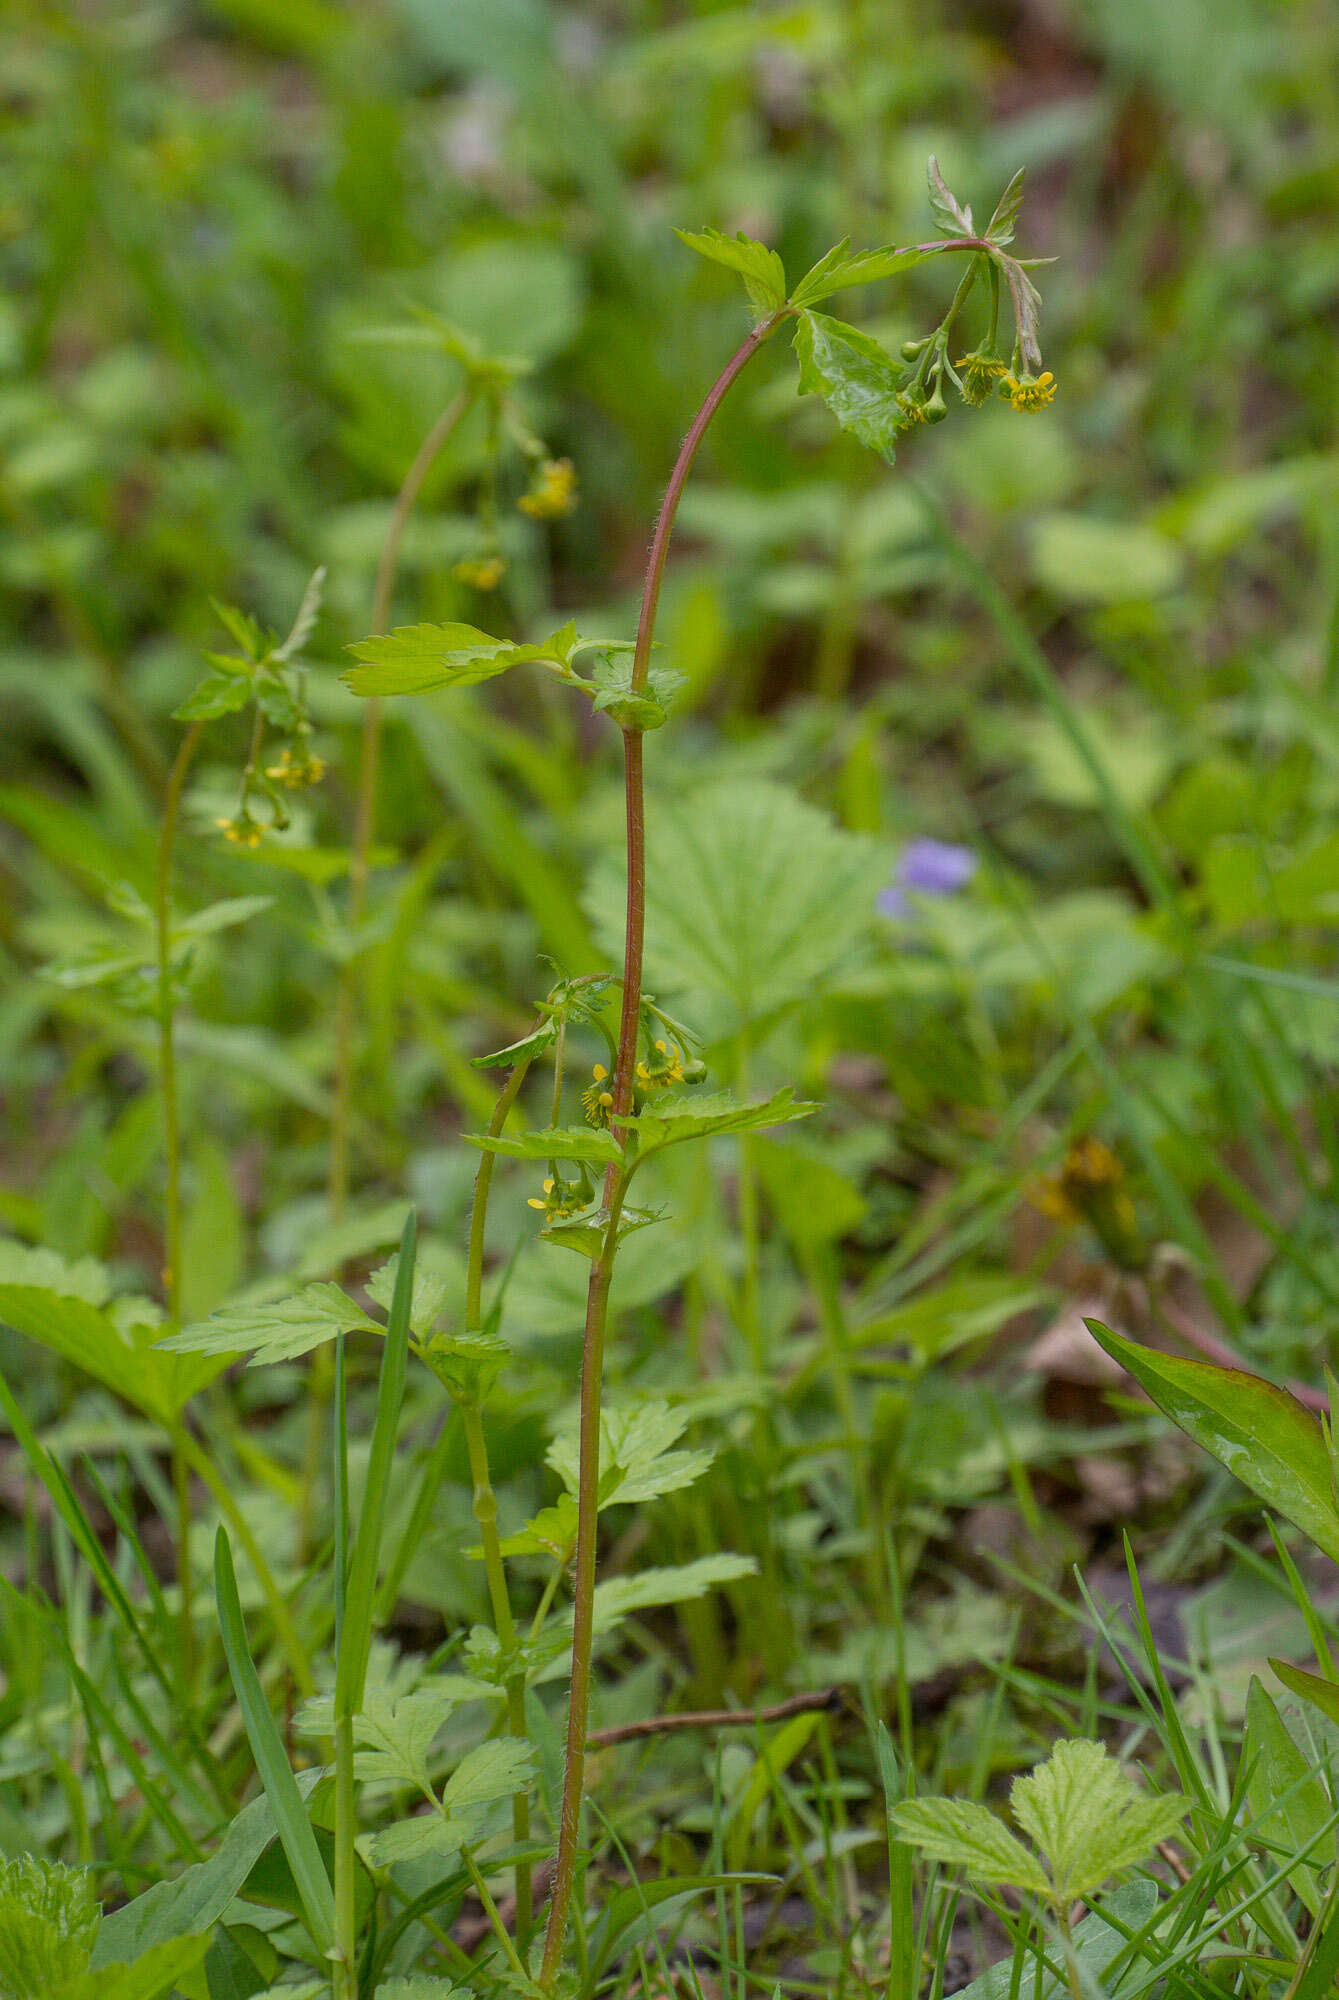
[329,385,476,1218]
[540,318,779,1986]
[155,718,203,1688]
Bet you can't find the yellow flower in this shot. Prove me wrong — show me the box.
[264,746,326,789]
[518,457,577,520]
[1001,370,1057,412]
[955,352,1007,406]
[636,1039,684,1090]
[214,815,264,849]
[453,554,506,590]
[582,1063,616,1126]
[895,392,927,427]
[526,1176,583,1221]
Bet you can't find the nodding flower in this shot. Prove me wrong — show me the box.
[955,352,1008,405]
[453,554,506,590]
[582,1063,616,1126]
[214,814,264,848]
[1001,369,1056,412]
[518,457,578,520]
[264,746,326,789]
[526,1176,585,1221]
[636,1038,685,1090]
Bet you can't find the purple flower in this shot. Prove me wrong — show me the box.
[879,837,977,918]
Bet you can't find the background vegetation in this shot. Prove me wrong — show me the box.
[5,0,1339,1995]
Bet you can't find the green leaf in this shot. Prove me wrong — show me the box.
[213,1530,334,1956]
[792,310,904,463]
[172,671,254,722]
[1087,1323,1339,1565]
[342,621,576,697]
[547,1400,714,1509]
[159,1283,376,1365]
[366,1245,461,1339]
[0,1242,110,1305]
[890,1797,1049,1894]
[465,1124,623,1165]
[441,1736,534,1813]
[985,166,1026,245]
[346,1685,485,1793]
[1243,1678,1330,1913]
[358,1815,468,1869]
[376,1980,470,2000]
[585,778,889,1036]
[589,1552,757,1630]
[1010,1738,1187,1903]
[926,156,973,238]
[68,1935,210,1998]
[92,1786,322,1967]
[0,1854,98,1997]
[790,240,936,308]
[621,1086,816,1154]
[470,1021,559,1070]
[948,1881,1159,2000]
[0,1282,221,1421]
[673,227,787,324]
[492,1494,578,1560]
[1271,1660,1339,1730]
[174,895,274,939]
[540,1204,664,1260]
[586,653,686,732]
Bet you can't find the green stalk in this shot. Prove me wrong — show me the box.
[539,317,780,1988]
[329,385,475,1219]
[155,718,203,1692]
[463,1049,535,1942]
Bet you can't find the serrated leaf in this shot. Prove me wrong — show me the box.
[589,1552,757,1629]
[890,1798,1049,1894]
[791,240,936,307]
[985,166,1026,245]
[587,654,687,732]
[621,1086,816,1153]
[792,310,904,463]
[0,1854,98,1997]
[465,1124,623,1165]
[674,227,787,324]
[548,1400,715,1508]
[1087,1323,1339,1564]
[359,1814,471,1868]
[470,1021,559,1069]
[585,778,889,1036]
[366,1249,460,1338]
[443,1736,534,1813]
[345,1687,477,1794]
[172,671,254,722]
[1010,1738,1187,1902]
[159,1284,376,1364]
[541,1204,664,1259]
[927,156,973,237]
[174,895,273,939]
[492,1494,578,1559]
[342,621,577,698]
[0,1242,110,1305]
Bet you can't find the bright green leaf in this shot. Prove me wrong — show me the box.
[673,227,787,324]
[159,1284,376,1365]
[465,1124,623,1165]
[791,240,936,307]
[792,310,905,463]
[621,1087,816,1153]
[1010,1738,1187,1903]
[890,1798,1049,1894]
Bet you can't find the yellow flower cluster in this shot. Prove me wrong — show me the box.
[264,746,326,789]
[1001,370,1057,412]
[214,815,264,848]
[453,554,506,591]
[518,457,577,520]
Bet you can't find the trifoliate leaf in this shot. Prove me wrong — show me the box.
[345,1685,490,1794]
[791,239,936,308]
[926,156,973,238]
[1009,1739,1187,1903]
[674,227,787,325]
[985,166,1026,246]
[890,1798,1050,1894]
[621,1086,816,1154]
[792,310,905,464]
[342,620,579,698]
[464,1125,623,1165]
[158,1283,376,1363]
[0,1855,99,1998]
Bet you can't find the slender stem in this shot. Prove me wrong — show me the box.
[332,1706,358,2000]
[462,1403,533,1945]
[329,385,476,1219]
[586,1687,839,1748]
[155,719,203,1690]
[155,720,203,1322]
[541,318,778,1987]
[463,1050,536,1940]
